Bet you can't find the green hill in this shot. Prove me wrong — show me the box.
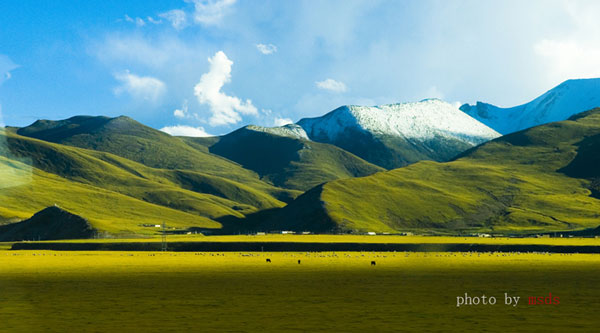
[187,125,384,190]
[0,153,221,236]
[1,127,301,235]
[264,108,600,234]
[15,116,299,203]
[5,131,287,213]
[18,116,266,181]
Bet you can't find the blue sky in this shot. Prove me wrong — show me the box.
[1,0,600,136]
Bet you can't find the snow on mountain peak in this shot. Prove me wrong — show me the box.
[460,78,600,134]
[246,123,310,140]
[298,99,500,145]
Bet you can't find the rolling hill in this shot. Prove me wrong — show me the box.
[15,115,299,203]
[0,152,221,235]
[297,99,500,169]
[261,108,600,234]
[460,78,600,134]
[187,124,384,190]
[1,127,299,235]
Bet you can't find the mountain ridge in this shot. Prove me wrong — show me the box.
[460,78,600,134]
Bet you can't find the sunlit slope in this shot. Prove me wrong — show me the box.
[270,108,600,233]
[0,155,220,235]
[7,126,299,208]
[188,125,384,190]
[3,130,292,216]
[16,116,290,189]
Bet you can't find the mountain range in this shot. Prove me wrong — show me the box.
[1,78,599,238]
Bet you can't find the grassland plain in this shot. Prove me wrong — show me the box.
[1,251,599,332]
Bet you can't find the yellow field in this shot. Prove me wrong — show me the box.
[1,251,599,332]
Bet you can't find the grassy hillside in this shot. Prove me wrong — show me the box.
[17,116,282,186]
[0,155,220,235]
[1,127,306,235]
[13,117,301,202]
[4,131,288,215]
[185,126,384,190]
[266,108,600,234]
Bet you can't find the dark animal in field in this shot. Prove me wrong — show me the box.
[371,261,376,266]
[266,258,271,263]
[298,260,301,264]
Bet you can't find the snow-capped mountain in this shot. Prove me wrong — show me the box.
[460,78,600,134]
[297,99,500,169]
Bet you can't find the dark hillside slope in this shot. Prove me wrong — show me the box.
[202,126,383,190]
[0,206,95,241]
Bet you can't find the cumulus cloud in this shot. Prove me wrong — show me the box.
[113,70,166,103]
[194,51,257,126]
[160,125,212,137]
[256,43,277,55]
[273,117,293,126]
[315,78,347,93]
[159,9,187,29]
[190,0,236,25]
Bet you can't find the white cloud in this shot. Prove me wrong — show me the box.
[194,51,257,126]
[533,1,600,84]
[256,43,277,55]
[5,72,11,80]
[113,70,166,103]
[190,0,236,25]
[147,16,162,24]
[173,100,189,118]
[534,39,600,82]
[124,15,145,27]
[160,125,212,137]
[159,9,187,30]
[315,78,347,93]
[273,117,293,126]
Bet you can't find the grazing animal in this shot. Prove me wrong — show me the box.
[298,260,301,264]
[266,258,271,263]
[371,261,376,266]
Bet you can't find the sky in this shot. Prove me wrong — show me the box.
[1,0,600,136]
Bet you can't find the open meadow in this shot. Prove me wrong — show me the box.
[1,250,599,332]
